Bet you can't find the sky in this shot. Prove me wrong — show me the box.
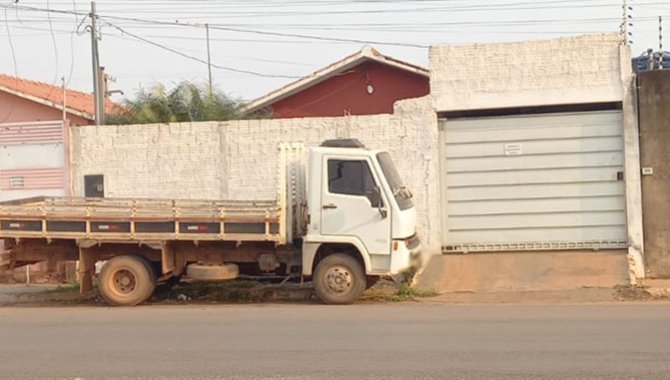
[0,0,668,103]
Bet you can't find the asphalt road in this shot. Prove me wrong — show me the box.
[0,303,669,379]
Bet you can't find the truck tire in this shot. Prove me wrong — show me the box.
[186,263,239,281]
[99,255,156,306]
[314,254,366,305]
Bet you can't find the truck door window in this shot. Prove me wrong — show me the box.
[327,159,378,204]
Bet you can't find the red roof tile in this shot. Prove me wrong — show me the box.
[0,73,121,120]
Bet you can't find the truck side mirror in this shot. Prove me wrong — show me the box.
[369,186,382,208]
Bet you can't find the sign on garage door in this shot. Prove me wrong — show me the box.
[440,110,627,252]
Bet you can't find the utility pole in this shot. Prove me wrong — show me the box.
[89,1,103,125]
[205,23,213,98]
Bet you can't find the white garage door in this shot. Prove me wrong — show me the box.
[440,110,627,252]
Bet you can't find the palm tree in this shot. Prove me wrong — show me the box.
[107,81,249,124]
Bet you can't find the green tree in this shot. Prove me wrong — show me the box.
[107,81,249,124]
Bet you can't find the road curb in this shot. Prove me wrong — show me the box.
[0,294,18,305]
[647,287,670,298]
[0,286,86,306]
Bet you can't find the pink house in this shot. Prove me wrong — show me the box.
[0,73,120,126]
[0,74,119,282]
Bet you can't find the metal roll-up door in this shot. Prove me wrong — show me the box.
[440,110,627,252]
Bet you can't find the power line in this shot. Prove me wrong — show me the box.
[2,9,18,76]
[2,4,430,47]
[8,15,666,33]
[102,20,300,79]
[3,0,667,94]
[1,8,18,123]
[8,1,670,18]
[33,0,670,19]
[205,24,429,48]
[65,0,80,87]
[43,0,61,102]
[90,1,104,125]
[95,14,430,48]
[0,0,668,31]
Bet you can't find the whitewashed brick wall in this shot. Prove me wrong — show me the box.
[71,97,442,250]
[69,33,632,254]
[71,122,226,199]
[430,33,627,111]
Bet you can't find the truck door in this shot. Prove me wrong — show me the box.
[320,156,391,255]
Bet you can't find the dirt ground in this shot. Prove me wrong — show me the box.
[1,277,668,307]
[0,278,436,306]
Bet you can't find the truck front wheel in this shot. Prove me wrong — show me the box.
[99,255,156,306]
[313,254,366,305]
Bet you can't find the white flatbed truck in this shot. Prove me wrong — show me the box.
[0,139,421,305]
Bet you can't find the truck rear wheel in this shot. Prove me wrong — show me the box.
[99,255,156,306]
[314,254,366,305]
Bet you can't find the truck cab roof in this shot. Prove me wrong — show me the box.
[320,139,366,149]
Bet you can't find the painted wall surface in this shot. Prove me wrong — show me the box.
[270,61,429,118]
[69,34,636,260]
[0,91,91,126]
[0,121,67,202]
[430,33,626,112]
[638,70,670,277]
[71,122,227,200]
[71,97,442,250]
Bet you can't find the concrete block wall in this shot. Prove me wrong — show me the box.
[222,115,392,201]
[71,122,226,199]
[71,96,442,250]
[430,33,626,111]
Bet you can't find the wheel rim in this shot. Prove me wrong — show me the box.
[324,265,353,294]
[111,268,137,295]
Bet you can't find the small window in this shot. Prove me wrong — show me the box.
[9,177,24,189]
[84,175,105,198]
[328,159,376,198]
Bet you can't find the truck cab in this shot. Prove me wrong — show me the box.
[302,139,421,304]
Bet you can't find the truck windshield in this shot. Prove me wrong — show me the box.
[376,152,414,210]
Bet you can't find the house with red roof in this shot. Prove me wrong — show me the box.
[0,73,122,281]
[0,73,119,125]
[243,45,429,118]
[0,73,123,203]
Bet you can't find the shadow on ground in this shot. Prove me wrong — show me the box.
[0,278,439,307]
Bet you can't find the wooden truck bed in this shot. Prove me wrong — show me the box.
[0,197,286,245]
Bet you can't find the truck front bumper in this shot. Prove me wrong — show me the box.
[390,234,423,276]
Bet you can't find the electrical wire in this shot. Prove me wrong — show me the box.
[102,20,301,79]
[3,9,18,76]
[26,0,669,19]
[43,0,61,102]
[0,4,431,47]
[94,14,429,48]
[65,0,79,87]
[1,0,666,100]
[1,8,18,123]
[1,0,640,48]
[204,24,428,48]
